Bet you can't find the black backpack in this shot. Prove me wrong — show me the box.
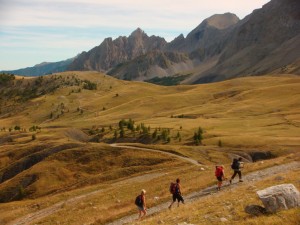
[231,158,239,170]
[135,195,143,207]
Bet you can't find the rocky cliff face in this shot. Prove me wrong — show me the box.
[68,28,167,72]
[107,50,195,81]
[68,13,240,80]
[165,13,240,54]
[193,0,300,83]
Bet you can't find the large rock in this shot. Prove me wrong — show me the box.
[245,205,267,216]
[257,184,300,213]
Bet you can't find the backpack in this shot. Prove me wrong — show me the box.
[231,158,239,170]
[135,195,143,207]
[215,166,223,177]
[169,182,177,194]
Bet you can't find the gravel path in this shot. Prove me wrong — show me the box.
[7,152,299,225]
[105,161,300,225]
[110,144,201,166]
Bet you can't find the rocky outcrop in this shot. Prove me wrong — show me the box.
[107,50,195,80]
[165,13,239,55]
[68,28,167,72]
[193,0,300,83]
[245,205,267,216]
[257,184,300,213]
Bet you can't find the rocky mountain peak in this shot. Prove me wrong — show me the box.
[130,27,145,37]
[205,13,240,29]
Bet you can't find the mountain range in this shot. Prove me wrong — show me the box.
[3,0,300,84]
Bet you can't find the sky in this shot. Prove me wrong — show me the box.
[0,0,270,70]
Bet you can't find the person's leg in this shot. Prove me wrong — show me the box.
[229,171,235,184]
[231,171,237,180]
[169,195,176,209]
[138,209,142,220]
[178,194,184,206]
[238,171,243,181]
[141,209,147,219]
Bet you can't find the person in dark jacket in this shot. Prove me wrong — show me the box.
[168,178,184,209]
[229,157,244,184]
[136,189,147,220]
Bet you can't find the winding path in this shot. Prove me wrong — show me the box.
[110,143,201,166]
[7,152,299,225]
[105,161,300,225]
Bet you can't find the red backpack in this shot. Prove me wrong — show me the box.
[215,166,223,177]
[169,182,177,194]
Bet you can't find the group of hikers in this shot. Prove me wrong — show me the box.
[135,157,244,220]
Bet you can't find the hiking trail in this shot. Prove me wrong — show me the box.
[110,143,201,166]
[7,161,299,225]
[106,161,300,225]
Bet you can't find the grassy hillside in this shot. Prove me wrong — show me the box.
[0,71,299,224]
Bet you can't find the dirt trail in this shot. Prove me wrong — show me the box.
[110,143,201,166]
[7,159,299,225]
[8,143,200,225]
[105,161,300,225]
[8,189,103,225]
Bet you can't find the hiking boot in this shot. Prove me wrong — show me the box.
[239,179,243,182]
[229,179,232,184]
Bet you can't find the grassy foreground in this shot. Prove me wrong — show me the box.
[0,71,299,224]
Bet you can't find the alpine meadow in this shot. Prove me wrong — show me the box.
[0,0,300,224]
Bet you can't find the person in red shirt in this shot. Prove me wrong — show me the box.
[215,165,226,191]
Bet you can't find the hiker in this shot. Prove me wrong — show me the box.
[135,189,147,220]
[229,157,244,184]
[169,178,184,209]
[215,165,226,191]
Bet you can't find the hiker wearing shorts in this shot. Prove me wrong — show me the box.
[136,189,147,220]
[229,157,244,184]
[169,178,184,209]
[215,165,226,191]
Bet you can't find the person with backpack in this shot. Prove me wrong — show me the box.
[229,157,244,184]
[215,165,226,191]
[135,189,147,220]
[168,178,184,209]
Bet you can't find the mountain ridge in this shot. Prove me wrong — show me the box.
[3,0,300,84]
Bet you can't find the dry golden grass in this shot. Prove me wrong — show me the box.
[0,72,299,224]
[1,72,299,151]
[139,164,300,225]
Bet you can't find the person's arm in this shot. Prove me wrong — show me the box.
[178,183,182,194]
[142,195,146,209]
[222,169,226,179]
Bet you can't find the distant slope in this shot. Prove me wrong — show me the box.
[2,58,74,77]
[192,0,300,83]
[107,50,196,81]
[165,13,239,54]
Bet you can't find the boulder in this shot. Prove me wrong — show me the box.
[257,184,300,213]
[245,205,267,216]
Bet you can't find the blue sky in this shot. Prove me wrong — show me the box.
[0,0,270,70]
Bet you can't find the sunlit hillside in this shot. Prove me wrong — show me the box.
[0,71,299,224]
